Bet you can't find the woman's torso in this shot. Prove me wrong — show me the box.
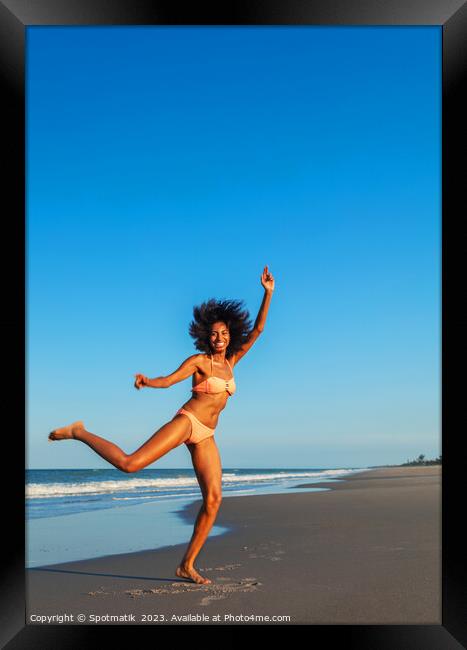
[181,354,235,428]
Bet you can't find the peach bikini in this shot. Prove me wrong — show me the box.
[176,355,236,445]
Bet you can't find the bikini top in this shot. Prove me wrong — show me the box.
[191,355,236,396]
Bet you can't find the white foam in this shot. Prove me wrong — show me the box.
[26,468,362,499]
[111,491,201,501]
[221,469,357,484]
[25,476,201,498]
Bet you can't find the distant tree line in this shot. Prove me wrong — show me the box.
[400,454,442,466]
[369,454,442,469]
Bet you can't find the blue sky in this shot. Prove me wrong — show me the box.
[27,26,441,469]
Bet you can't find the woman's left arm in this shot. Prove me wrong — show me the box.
[231,266,274,364]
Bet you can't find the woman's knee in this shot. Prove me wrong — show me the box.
[120,455,141,474]
[204,491,222,513]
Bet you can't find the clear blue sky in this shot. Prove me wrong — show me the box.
[26,26,441,469]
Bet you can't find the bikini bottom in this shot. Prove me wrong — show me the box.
[176,408,216,445]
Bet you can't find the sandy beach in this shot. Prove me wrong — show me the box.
[26,466,441,625]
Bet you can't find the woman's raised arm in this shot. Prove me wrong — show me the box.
[231,266,274,365]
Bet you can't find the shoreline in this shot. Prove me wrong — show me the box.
[26,467,365,567]
[27,465,441,625]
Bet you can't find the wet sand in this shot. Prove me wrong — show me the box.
[27,466,441,625]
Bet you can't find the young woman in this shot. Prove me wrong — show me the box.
[49,266,275,584]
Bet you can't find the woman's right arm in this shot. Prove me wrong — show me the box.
[134,354,201,390]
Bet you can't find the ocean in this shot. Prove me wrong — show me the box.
[26,467,367,568]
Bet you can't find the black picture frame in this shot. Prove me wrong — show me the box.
[2,0,465,646]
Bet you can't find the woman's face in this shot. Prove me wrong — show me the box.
[209,321,230,353]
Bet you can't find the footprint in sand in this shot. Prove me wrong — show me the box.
[124,583,205,598]
[87,586,112,597]
[90,585,202,599]
[121,577,261,603]
[199,579,261,606]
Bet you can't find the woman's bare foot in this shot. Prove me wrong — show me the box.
[48,420,84,442]
[176,564,212,585]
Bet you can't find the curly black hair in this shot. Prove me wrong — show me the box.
[189,298,253,356]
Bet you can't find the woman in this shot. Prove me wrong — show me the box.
[49,266,275,584]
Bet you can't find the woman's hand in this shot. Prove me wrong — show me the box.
[134,374,149,390]
[261,265,275,293]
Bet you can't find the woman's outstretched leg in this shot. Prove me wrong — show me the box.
[48,416,191,472]
[176,437,223,585]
